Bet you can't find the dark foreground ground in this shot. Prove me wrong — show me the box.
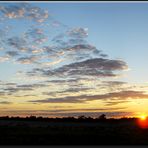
[0,117,148,145]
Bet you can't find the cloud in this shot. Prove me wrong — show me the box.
[25,58,128,79]
[31,48,43,54]
[30,90,148,104]
[42,46,60,55]
[54,58,128,77]
[43,107,127,113]
[68,38,87,45]
[62,87,92,93]
[25,28,48,44]
[66,44,96,52]
[52,33,65,42]
[1,81,46,96]
[100,53,108,57]
[7,36,27,51]
[1,82,46,96]
[17,83,47,89]
[43,87,92,97]
[26,68,55,77]
[7,107,125,114]
[0,3,49,23]
[0,5,25,19]
[102,81,127,86]
[1,82,16,86]
[0,91,6,96]
[44,78,88,84]
[103,90,148,100]
[101,81,128,90]
[0,101,12,104]
[105,100,130,106]
[16,56,40,64]
[0,55,10,62]
[24,4,49,23]
[51,20,63,27]
[50,111,133,118]
[98,81,128,92]
[52,35,87,47]
[30,96,86,103]
[1,109,132,118]
[4,86,33,94]
[6,51,19,57]
[41,59,63,67]
[67,27,88,38]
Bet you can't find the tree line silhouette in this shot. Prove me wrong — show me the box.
[0,114,138,122]
[0,114,146,145]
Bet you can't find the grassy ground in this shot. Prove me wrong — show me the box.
[0,118,148,145]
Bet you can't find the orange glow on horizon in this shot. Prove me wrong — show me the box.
[137,115,148,129]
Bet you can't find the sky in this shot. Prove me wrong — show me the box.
[0,1,148,118]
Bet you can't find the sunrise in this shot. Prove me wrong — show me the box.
[0,1,148,145]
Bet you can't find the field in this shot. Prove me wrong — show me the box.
[0,117,148,145]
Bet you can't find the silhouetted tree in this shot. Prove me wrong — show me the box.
[98,114,106,120]
[29,115,36,120]
[78,115,87,120]
[37,116,43,120]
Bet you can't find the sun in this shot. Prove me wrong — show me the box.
[140,115,147,120]
[137,114,148,129]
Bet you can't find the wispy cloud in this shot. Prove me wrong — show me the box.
[6,51,19,57]
[67,27,88,38]
[0,55,10,62]
[7,36,28,51]
[0,101,12,104]
[0,3,49,22]
[24,28,48,44]
[0,82,47,96]
[26,58,128,78]
[1,109,133,118]
[30,90,148,104]
[53,58,128,77]
[105,100,130,106]
[16,55,40,64]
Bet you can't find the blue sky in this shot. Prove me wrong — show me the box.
[37,2,148,83]
[0,2,148,82]
[0,2,148,118]
[2,2,148,83]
